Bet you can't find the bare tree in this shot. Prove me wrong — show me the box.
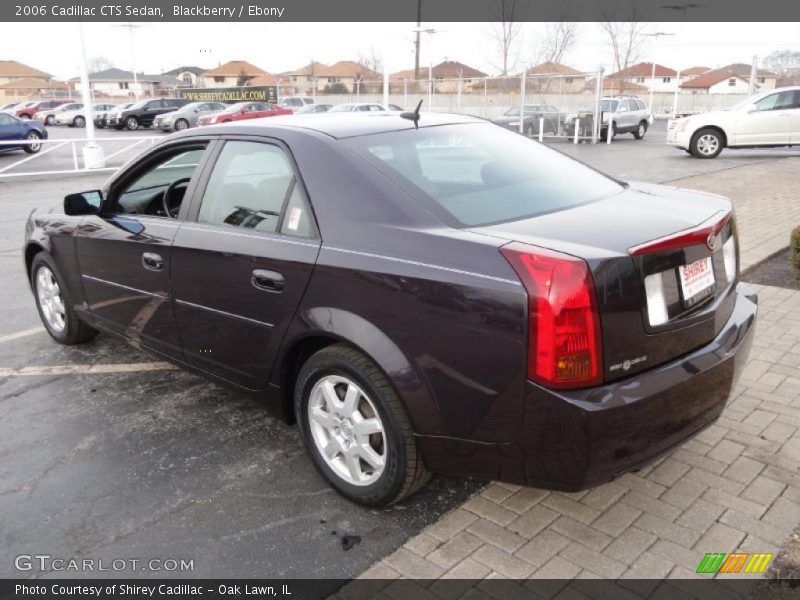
[87,56,113,74]
[599,2,649,93]
[488,0,523,75]
[526,22,579,93]
[358,47,383,75]
[763,50,800,80]
[236,70,251,86]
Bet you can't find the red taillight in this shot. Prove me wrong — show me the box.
[500,242,603,389]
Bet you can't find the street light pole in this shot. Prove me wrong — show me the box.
[413,27,437,108]
[643,32,674,113]
[114,23,142,100]
[78,22,104,168]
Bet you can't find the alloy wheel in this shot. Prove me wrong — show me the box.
[36,266,66,332]
[696,134,719,156]
[25,132,42,152]
[307,375,386,486]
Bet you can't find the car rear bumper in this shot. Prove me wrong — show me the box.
[418,283,757,490]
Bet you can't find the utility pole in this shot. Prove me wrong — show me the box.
[114,23,142,100]
[643,32,674,113]
[78,22,104,168]
[414,0,422,81]
[748,55,758,95]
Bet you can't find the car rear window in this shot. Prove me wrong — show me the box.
[342,123,622,227]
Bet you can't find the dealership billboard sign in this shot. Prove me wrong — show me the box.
[177,86,278,104]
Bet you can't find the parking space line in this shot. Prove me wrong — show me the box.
[0,362,177,377]
[0,326,44,344]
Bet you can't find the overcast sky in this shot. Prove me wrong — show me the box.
[1,21,798,80]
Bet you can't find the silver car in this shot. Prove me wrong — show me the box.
[154,102,227,132]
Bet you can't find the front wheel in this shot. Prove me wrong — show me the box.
[633,121,648,140]
[125,117,139,130]
[31,253,98,345]
[690,128,724,159]
[174,118,189,131]
[295,344,430,506]
[45,115,55,125]
[23,131,42,154]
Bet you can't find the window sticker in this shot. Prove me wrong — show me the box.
[287,207,302,231]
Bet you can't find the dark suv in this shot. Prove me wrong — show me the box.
[106,98,189,131]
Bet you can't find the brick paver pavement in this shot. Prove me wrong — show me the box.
[351,158,800,586]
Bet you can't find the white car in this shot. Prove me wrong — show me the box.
[667,86,800,158]
[328,102,404,113]
[54,103,116,127]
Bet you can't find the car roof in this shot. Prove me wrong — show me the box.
[177,112,483,140]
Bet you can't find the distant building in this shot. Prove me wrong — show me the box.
[681,64,779,94]
[681,66,711,81]
[283,61,381,94]
[607,62,679,92]
[0,78,70,102]
[391,60,487,93]
[164,66,207,87]
[0,60,53,86]
[203,61,267,88]
[69,68,182,98]
[525,62,586,93]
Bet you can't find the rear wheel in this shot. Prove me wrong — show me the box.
[690,128,724,158]
[23,131,42,154]
[73,115,86,128]
[633,121,647,140]
[523,122,533,137]
[295,344,430,506]
[45,115,55,125]
[31,253,98,345]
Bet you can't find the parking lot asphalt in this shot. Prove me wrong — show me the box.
[1,119,798,580]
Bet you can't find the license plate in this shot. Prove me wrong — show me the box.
[678,257,715,308]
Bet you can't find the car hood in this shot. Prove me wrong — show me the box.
[492,116,519,124]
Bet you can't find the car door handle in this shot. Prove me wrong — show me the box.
[141,252,163,271]
[252,269,284,293]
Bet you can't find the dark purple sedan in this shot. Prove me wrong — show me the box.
[24,112,757,506]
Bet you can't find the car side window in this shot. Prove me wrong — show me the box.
[279,182,315,238]
[112,146,207,219]
[755,91,796,111]
[197,141,295,234]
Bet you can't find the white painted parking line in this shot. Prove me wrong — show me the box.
[0,362,177,378]
[0,326,44,344]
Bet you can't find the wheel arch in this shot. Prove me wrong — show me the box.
[271,308,431,431]
[692,124,728,147]
[24,241,45,286]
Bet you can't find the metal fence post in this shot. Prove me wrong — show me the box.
[573,118,579,144]
[539,117,544,142]
[607,115,614,144]
[519,71,526,134]
[593,66,604,144]
[71,142,79,171]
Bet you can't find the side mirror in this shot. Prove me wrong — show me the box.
[64,190,102,216]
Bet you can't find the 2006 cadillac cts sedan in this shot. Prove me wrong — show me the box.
[24,112,757,506]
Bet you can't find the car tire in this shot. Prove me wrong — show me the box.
[125,117,139,131]
[23,131,42,154]
[523,123,533,137]
[95,122,105,129]
[295,344,430,507]
[114,125,124,130]
[19,113,31,119]
[73,116,86,128]
[31,253,98,345]
[633,121,647,140]
[174,119,189,131]
[45,115,55,126]
[690,128,724,159]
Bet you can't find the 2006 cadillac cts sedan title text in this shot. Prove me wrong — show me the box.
[24,112,757,506]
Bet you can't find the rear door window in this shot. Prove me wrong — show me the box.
[196,140,314,236]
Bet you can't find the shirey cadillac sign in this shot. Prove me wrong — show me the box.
[177,86,278,104]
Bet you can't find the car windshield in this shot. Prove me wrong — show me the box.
[329,104,354,112]
[181,102,205,111]
[128,100,148,110]
[343,123,623,227]
[582,100,619,112]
